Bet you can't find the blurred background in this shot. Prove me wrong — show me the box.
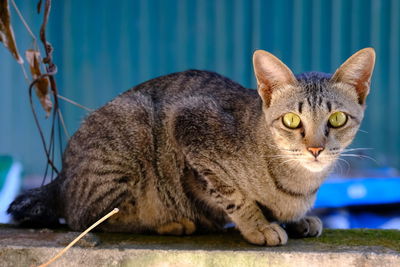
[1,0,399,227]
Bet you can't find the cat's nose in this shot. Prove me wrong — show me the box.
[307,147,324,158]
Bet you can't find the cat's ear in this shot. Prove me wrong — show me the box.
[253,50,297,107]
[331,48,376,105]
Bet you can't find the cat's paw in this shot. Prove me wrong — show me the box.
[156,218,196,235]
[285,216,323,238]
[241,223,288,246]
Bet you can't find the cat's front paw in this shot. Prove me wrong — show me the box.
[241,223,288,246]
[285,216,323,238]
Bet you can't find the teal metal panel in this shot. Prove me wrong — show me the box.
[1,0,399,175]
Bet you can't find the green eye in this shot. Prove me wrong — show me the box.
[328,111,347,128]
[282,113,301,129]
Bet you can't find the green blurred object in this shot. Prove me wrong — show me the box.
[0,156,22,223]
[0,0,399,176]
[0,156,13,191]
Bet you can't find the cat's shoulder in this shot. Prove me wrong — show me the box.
[112,69,257,114]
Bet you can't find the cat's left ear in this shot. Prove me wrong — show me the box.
[331,48,376,105]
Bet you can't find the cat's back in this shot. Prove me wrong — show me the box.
[121,70,258,108]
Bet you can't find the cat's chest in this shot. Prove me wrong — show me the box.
[260,194,316,222]
[250,164,322,222]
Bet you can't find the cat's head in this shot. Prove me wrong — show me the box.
[253,48,375,172]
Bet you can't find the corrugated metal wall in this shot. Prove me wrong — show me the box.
[1,0,399,175]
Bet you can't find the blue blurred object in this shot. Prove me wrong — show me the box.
[315,178,400,208]
[315,168,400,229]
[321,210,400,230]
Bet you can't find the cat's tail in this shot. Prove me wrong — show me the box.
[7,177,62,228]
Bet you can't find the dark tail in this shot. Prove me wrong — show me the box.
[7,178,62,228]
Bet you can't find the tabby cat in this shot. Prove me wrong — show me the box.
[8,48,375,246]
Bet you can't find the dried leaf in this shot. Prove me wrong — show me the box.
[26,49,52,117]
[0,0,23,63]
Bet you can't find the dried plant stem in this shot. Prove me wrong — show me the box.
[19,63,30,83]
[37,0,62,182]
[57,108,70,138]
[29,76,60,175]
[57,94,94,112]
[37,208,119,267]
[10,0,38,50]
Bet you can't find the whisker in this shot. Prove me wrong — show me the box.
[340,154,378,164]
[323,154,350,176]
[336,157,351,174]
[278,158,300,167]
[265,155,301,159]
[342,148,374,152]
[265,154,303,163]
[357,129,368,134]
[268,157,298,162]
[332,159,343,176]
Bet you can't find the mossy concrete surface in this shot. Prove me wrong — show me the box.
[0,224,399,267]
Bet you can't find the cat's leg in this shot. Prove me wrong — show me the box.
[285,216,323,238]
[201,172,287,246]
[229,199,288,246]
[156,218,196,235]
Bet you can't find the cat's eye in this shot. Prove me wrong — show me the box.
[328,111,347,128]
[282,113,301,129]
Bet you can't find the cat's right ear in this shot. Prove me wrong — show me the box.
[253,50,297,107]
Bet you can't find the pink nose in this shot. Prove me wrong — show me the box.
[307,147,324,157]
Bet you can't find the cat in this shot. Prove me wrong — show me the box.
[8,48,375,246]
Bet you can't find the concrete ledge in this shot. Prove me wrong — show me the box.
[0,225,399,267]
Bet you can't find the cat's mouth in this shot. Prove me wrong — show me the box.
[301,157,330,172]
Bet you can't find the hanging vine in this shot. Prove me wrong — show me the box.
[0,0,91,184]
